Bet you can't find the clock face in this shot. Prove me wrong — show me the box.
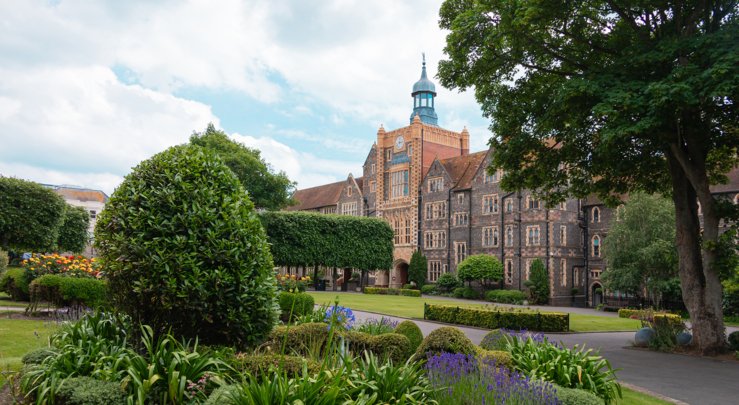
[395,136,404,150]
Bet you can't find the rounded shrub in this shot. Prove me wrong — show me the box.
[413,326,475,359]
[54,376,126,405]
[452,287,466,298]
[94,144,278,347]
[420,284,436,295]
[462,286,479,299]
[479,329,508,351]
[728,331,739,351]
[278,292,315,321]
[485,289,527,304]
[475,347,513,368]
[436,273,460,293]
[554,385,605,405]
[395,320,423,353]
[21,348,58,365]
[370,333,412,363]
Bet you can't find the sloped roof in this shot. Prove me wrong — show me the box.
[287,180,344,211]
[355,177,364,193]
[44,185,108,203]
[711,166,739,194]
[439,151,488,190]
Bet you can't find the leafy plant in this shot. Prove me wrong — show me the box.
[525,259,549,305]
[505,337,621,404]
[436,273,461,293]
[95,144,279,347]
[55,376,126,405]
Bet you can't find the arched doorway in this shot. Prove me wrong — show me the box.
[393,260,409,288]
[592,283,604,307]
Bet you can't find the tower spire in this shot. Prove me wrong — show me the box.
[410,54,438,125]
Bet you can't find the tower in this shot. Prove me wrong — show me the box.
[409,54,438,126]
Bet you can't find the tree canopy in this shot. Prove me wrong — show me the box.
[56,205,91,254]
[456,254,503,287]
[189,123,296,210]
[602,193,679,305]
[258,211,394,271]
[438,0,738,354]
[0,177,66,252]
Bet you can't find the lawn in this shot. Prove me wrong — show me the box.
[308,292,641,332]
[617,386,673,405]
[0,318,58,386]
[0,292,30,308]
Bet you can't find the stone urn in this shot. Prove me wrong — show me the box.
[634,327,656,347]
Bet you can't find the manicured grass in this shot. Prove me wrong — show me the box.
[0,318,58,386]
[308,292,641,332]
[617,386,673,405]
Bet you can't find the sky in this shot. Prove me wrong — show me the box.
[0,0,491,195]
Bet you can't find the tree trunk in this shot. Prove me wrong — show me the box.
[667,154,726,355]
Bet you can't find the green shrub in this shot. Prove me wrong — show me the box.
[479,329,508,351]
[436,273,461,293]
[21,348,58,365]
[475,347,513,368]
[414,326,476,359]
[29,275,108,310]
[268,322,332,353]
[420,284,436,295]
[0,249,8,274]
[452,287,466,298]
[408,251,427,289]
[56,205,91,254]
[55,377,126,405]
[363,287,421,297]
[618,308,677,319]
[94,144,278,347]
[424,304,569,332]
[229,354,319,378]
[507,338,621,403]
[485,289,526,304]
[278,292,315,321]
[462,287,479,299]
[0,267,30,301]
[368,333,412,364]
[525,258,549,304]
[395,320,423,353]
[554,385,605,405]
[727,331,739,351]
[204,385,237,405]
[0,176,66,252]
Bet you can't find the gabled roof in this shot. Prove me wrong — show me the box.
[43,184,108,203]
[711,166,739,194]
[287,180,344,211]
[438,151,488,190]
[354,177,364,193]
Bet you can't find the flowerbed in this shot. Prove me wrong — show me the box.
[364,287,421,297]
[424,304,570,332]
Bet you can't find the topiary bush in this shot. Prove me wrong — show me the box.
[54,376,126,405]
[475,347,513,368]
[278,292,315,321]
[728,331,739,351]
[94,144,278,347]
[413,326,476,360]
[420,284,436,295]
[436,273,461,293]
[395,320,424,353]
[479,329,508,351]
[554,385,605,405]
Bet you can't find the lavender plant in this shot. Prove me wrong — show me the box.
[426,353,559,405]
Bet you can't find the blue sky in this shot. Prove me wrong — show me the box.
[0,0,491,194]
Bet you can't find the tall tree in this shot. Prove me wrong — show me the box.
[526,258,550,305]
[0,177,66,252]
[190,124,296,210]
[56,205,91,253]
[438,0,738,353]
[602,194,679,306]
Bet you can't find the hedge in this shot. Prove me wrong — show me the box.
[363,287,421,297]
[617,308,678,319]
[278,292,315,321]
[28,274,108,310]
[424,304,569,332]
[259,211,393,271]
[485,289,527,304]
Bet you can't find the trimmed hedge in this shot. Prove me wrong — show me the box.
[413,326,476,359]
[55,376,126,405]
[0,267,30,301]
[29,275,107,310]
[424,304,569,332]
[554,385,605,405]
[278,292,315,321]
[475,347,513,369]
[485,289,526,304]
[364,287,421,297]
[267,322,411,363]
[617,308,675,319]
[395,320,424,353]
[229,354,319,378]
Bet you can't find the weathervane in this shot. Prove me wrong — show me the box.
[422,52,426,66]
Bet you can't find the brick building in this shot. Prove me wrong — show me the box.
[288,60,739,306]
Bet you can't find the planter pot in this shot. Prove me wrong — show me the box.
[676,331,693,346]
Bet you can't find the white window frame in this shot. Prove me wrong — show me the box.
[428,177,444,193]
[526,225,540,246]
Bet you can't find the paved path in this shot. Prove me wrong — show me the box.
[352,310,739,405]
